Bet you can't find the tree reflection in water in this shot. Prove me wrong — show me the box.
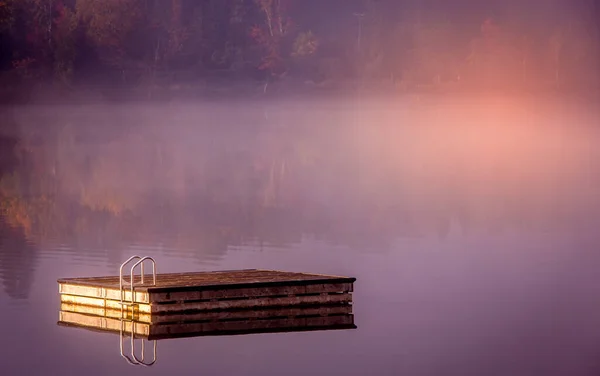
[1,98,599,299]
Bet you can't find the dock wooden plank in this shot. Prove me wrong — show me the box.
[149,282,353,303]
[59,283,150,303]
[60,294,152,313]
[57,281,352,304]
[59,302,354,324]
[60,292,352,313]
[57,269,356,292]
[153,292,352,314]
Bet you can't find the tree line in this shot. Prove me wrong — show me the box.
[0,0,598,95]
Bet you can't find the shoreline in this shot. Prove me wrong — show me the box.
[0,79,599,107]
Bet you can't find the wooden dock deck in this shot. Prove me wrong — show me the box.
[58,269,355,314]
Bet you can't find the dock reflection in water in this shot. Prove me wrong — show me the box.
[57,303,356,366]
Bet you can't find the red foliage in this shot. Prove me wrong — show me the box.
[250,0,294,74]
[24,1,68,51]
[54,1,67,25]
[250,24,281,71]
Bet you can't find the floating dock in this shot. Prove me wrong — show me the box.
[57,267,355,314]
[57,258,356,366]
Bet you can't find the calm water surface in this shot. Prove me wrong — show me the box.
[1,96,600,375]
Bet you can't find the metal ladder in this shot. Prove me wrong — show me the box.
[118,255,157,314]
[119,318,157,366]
[118,255,158,366]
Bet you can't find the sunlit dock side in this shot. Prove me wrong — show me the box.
[57,304,356,340]
[59,302,354,325]
[57,268,355,314]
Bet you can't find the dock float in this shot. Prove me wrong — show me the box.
[57,256,357,366]
[57,257,356,314]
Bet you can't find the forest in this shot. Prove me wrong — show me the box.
[0,0,599,101]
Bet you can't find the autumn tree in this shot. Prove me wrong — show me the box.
[0,0,17,70]
[250,0,321,90]
[0,0,14,33]
[51,2,78,85]
[207,0,252,71]
[75,0,143,79]
[0,1,78,84]
[23,0,55,62]
[5,0,56,78]
[76,0,141,48]
[143,0,192,70]
[250,0,293,78]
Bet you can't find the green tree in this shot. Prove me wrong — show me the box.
[291,30,318,58]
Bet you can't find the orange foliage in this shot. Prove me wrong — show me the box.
[76,0,143,49]
[250,0,293,73]
[0,197,32,234]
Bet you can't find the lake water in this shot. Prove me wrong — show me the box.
[1,95,600,375]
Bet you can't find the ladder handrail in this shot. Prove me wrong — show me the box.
[120,319,157,366]
[129,257,157,305]
[117,256,159,366]
[118,255,157,306]
[119,319,138,365]
[130,322,157,367]
[119,255,142,304]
